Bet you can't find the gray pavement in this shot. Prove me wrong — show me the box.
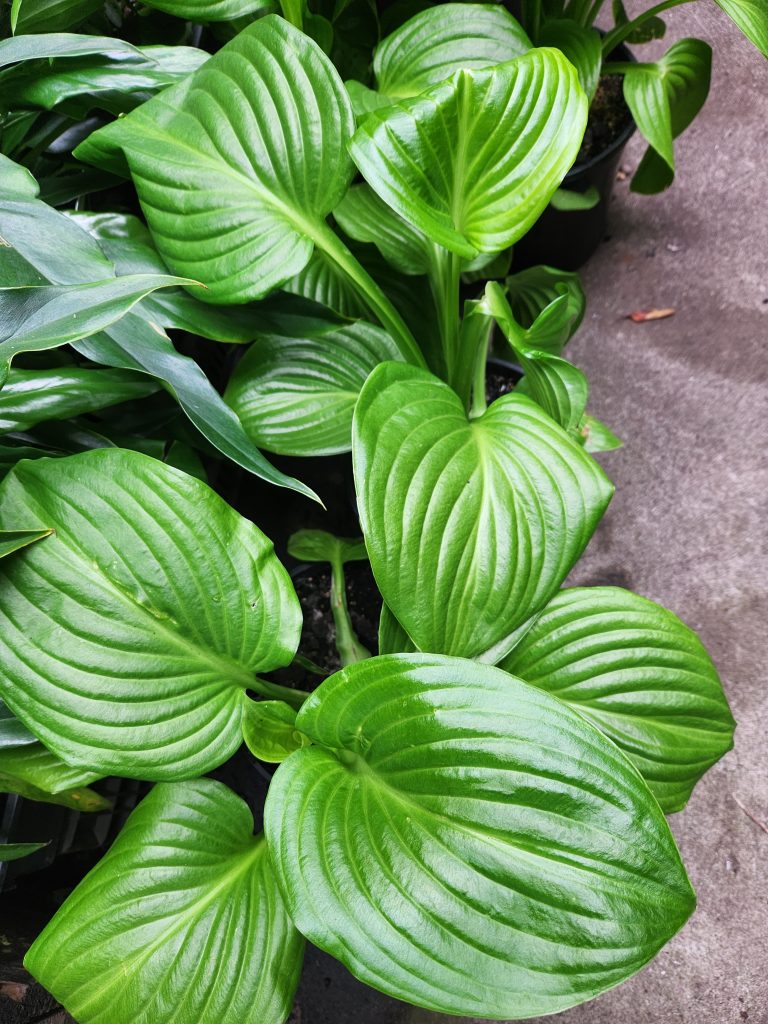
[416,4,768,1023]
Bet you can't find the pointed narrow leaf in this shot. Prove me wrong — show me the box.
[141,0,274,20]
[612,0,666,43]
[0,449,302,779]
[505,265,586,350]
[26,780,305,1024]
[350,49,588,257]
[225,312,403,456]
[0,33,148,70]
[0,274,199,383]
[714,0,768,57]
[353,363,612,658]
[266,654,696,1019]
[0,368,158,434]
[499,587,735,812]
[0,842,46,861]
[75,17,356,302]
[372,3,531,99]
[0,528,52,558]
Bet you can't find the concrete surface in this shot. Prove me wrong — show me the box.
[416,5,768,1024]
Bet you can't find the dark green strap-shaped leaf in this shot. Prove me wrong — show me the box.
[0,165,317,499]
[539,20,601,101]
[0,368,158,434]
[621,39,712,195]
[0,45,208,117]
[372,3,531,99]
[0,275,198,384]
[75,16,355,303]
[26,780,305,1024]
[265,654,695,1019]
[714,0,768,57]
[350,49,588,258]
[0,528,52,559]
[353,362,612,658]
[611,0,666,44]
[0,449,302,779]
[0,32,147,70]
[499,587,735,812]
[0,842,46,862]
[225,311,403,456]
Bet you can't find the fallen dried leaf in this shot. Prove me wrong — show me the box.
[733,795,768,836]
[627,308,676,323]
[616,170,628,181]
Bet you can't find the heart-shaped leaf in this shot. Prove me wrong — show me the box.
[225,309,403,456]
[265,654,695,1019]
[75,16,355,303]
[353,362,612,658]
[0,367,158,434]
[372,3,531,101]
[350,48,588,257]
[499,587,736,812]
[714,0,768,57]
[26,779,305,1024]
[0,449,301,779]
[620,39,712,194]
[242,699,310,762]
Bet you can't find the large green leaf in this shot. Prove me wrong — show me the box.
[265,654,695,1019]
[371,3,531,100]
[0,449,302,779]
[75,17,355,303]
[621,39,712,194]
[0,367,158,434]
[499,587,735,812]
[350,48,588,258]
[714,0,768,57]
[539,19,602,101]
[0,275,198,384]
[26,779,304,1024]
[225,310,403,456]
[1,45,208,116]
[353,362,612,658]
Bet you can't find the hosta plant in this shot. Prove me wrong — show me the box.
[0,4,736,1023]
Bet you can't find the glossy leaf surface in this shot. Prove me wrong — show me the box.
[500,587,736,812]
[266,654,695,1018]
[242,699,310,762]
[539,19,601,100]
[0,368,158,434]
[504,265,585,351]
[714,0,768,57]
[76,16,355,302]
[26,780,304,1024]
[372,3,530,100]
[0,449,301,779]
[623,39,712,194]
[350,49,588,257]
[335,183,433,276]
[353,363,612,658]
[225,310,402,455]
[0,842,46,861]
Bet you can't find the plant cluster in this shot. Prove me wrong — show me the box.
[0,0,758,1020]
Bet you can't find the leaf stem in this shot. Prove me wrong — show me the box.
[252,676,311,710]
[469,319,492,419]
[602,0,695,54]
[310,220,426,368]
[330,555,371,666]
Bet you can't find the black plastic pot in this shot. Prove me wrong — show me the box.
[512,43,637,271]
